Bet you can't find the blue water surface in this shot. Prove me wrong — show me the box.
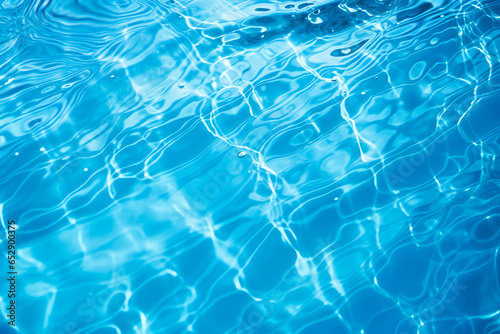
[1,0,500,333]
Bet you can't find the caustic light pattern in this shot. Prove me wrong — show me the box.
[1,0,500,333]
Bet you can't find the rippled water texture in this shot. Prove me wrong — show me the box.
[1,0,500,333]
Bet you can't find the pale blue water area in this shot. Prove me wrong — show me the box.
[1,0,500,333]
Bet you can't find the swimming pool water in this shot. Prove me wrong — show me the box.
[1,0,500,333]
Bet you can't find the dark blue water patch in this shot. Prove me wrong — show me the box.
[295,206,342,255]
[473,181,500,202]
[297,3,314,10]
[28,117,42,128]
[459,90,500,142]
[340,287,398,328]
[487,0,500,16]
[450,258,500,315]
[365,308,406,334]
[375,243,433,299]
[129,274,178,313]
[396,2,433,22]
[173,238,216,283]
[338,172,377,216]
[330,39,368,57]
[235,300,277,333]
[194,292,254,333]
[472,216,500,243]
[6,168,60,217]
[226,0,399,48]
[243,228,297,296]
[298,314,351,334]
[291,303,351,333]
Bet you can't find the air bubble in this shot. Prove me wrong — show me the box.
[238,151,246,158]
[178,82,185,88]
